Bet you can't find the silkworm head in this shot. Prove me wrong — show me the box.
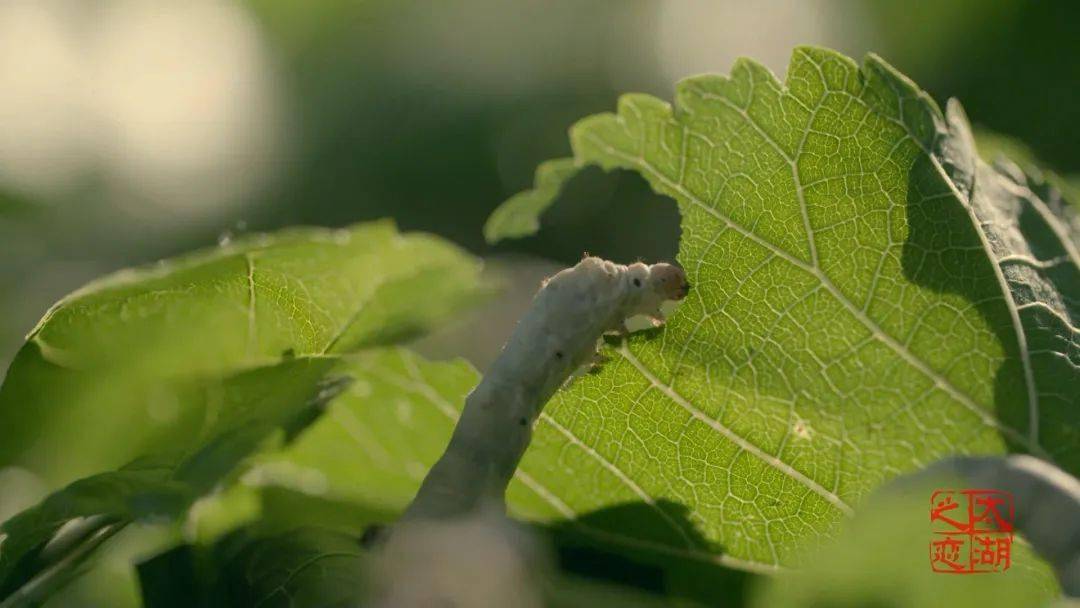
[648,263,689,301]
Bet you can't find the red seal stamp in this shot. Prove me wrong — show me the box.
[930,489,1014,573]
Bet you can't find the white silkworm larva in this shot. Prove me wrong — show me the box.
[401,256,690,521]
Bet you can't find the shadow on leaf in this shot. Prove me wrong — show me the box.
[540,499,755,607]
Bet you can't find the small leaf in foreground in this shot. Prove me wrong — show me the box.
[0,357,349,601]
[751,458,1062,607]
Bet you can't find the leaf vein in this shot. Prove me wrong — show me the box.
[614,342,855,516]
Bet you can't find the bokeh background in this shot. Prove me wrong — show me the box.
[0,1,1077,605]
[2,0,1079,372]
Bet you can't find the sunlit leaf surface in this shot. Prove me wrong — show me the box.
[482,47,1079,569]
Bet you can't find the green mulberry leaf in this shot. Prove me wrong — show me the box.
[0,220,485,490]
[0,358,349,602]
[484,47,1078,570]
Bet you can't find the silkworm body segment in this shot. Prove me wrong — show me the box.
[402,257,688,520]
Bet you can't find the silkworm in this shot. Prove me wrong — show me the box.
[401,256,689,521]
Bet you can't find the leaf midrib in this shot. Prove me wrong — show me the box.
[614,342,854,516]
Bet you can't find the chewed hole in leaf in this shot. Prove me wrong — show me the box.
[488,165,681,267]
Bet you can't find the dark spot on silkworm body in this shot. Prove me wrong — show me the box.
[519,417,529,426]
[555,351,564,359]
[633,278,642,287]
